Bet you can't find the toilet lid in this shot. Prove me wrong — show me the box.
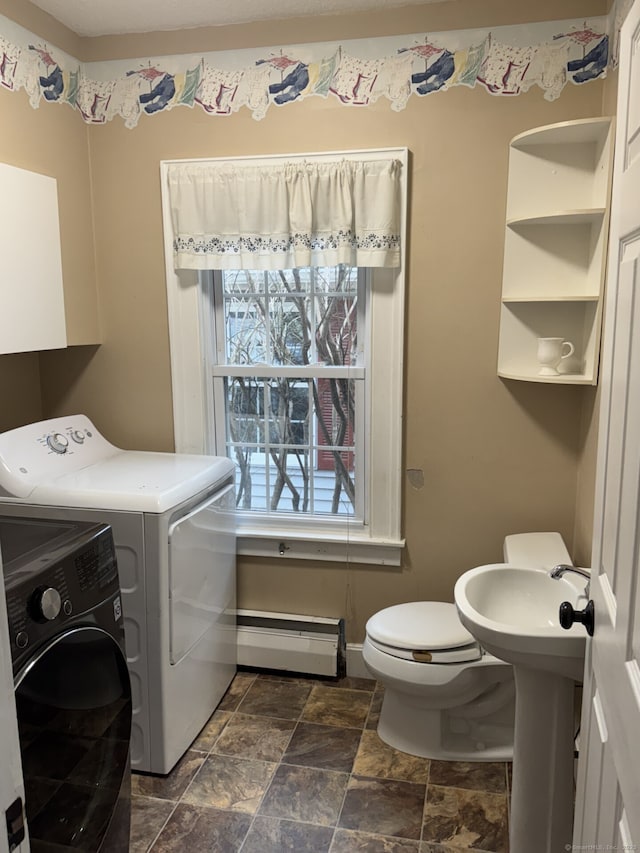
[366,601,478,654]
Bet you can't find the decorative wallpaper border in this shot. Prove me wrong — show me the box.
[0,13,614,128]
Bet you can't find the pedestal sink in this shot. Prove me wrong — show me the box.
[454,563,589,853]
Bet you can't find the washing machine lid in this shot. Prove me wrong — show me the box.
[29,452,235,513]
[366,601,478,654]
[0,415,235,513]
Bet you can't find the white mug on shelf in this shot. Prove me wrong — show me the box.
[537,337,575,376]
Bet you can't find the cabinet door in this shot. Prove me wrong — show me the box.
[0,162,67,354]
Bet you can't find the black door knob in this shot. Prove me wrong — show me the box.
[559,600,595,637]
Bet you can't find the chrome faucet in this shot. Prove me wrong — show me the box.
[549,564,591,595]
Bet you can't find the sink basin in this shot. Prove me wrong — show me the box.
[454,562,588,680]
[454,562,591,853]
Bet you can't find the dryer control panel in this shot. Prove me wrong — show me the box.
[0,517,121,672]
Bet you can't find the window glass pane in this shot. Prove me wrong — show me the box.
[226,377,265,444]
[223,375,356,516]
[221,265,358,367]
[313,450,356,516]
[314,265,358,294]
[224,294,268,364]
[266,269,311,294]
[315,296,357,367]
[267,379,310,445]
[222,270,265,295]
[268,296,310,366]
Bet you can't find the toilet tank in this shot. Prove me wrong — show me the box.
[503,532,572,568]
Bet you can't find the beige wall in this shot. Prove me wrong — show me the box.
[1,0,612,641]
[0,0,97,429]
[79,0,606,62]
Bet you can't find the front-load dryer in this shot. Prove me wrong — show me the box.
[0,415,236,775]
[1,515,131,851]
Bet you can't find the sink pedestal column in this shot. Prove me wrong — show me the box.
[510,666,575,853]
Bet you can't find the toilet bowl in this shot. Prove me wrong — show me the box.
[363,531,572,761]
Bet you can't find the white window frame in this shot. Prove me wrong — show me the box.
[161,148,407,565]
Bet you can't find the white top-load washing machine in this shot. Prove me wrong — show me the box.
[0,414,236,775]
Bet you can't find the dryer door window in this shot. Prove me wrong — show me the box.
[15,626,132,852]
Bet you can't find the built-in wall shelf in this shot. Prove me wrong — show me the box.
[502,296,600,303]
[497,117,615,384]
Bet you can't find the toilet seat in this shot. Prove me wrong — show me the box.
[366,602,482,664]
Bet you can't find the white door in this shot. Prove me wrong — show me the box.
[573,1,640,845]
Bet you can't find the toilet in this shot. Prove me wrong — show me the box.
[363,531,573,761]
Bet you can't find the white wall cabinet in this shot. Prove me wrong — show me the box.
[0,162,67,355]
[497,117,614,384]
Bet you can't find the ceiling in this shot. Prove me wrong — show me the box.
[29,0,445,38]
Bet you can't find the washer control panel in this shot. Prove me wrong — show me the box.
[0,415,115,499]
[46,433,70,455]
[43,425,94,455]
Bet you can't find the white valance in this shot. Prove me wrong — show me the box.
[166,157,401,270]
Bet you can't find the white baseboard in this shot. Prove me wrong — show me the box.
[346,643,371,679]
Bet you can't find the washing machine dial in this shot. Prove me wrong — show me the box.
[70,430,85,444]
[46,432,69,454]
[31,587,62,621]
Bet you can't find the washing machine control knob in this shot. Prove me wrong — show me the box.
[46,432,69,454]
[32,587,62,621]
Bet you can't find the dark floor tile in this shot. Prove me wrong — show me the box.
[218,673,257,711]
[420,844,490,852]
[423,785,509,851]
[255,671,314,683]
[241,815,334,852]
[353,730,429,783]
[366,688,384,730]
[331,828,421,851]
[259,764,349,826]
[282,721,362,772]
[237,678,312,719]
[327,675,377,691]
[129,796,175,853]
[212,713,295,762]
[302,685,372,728]
[339,775,426,840]
[149,803,250,852]
[182,753,276,814]
[190,710,232,753]
[131,751,205,801]
[428,761,507,794]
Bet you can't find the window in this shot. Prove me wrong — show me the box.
[161,149,407,564]
[208,264,363,519]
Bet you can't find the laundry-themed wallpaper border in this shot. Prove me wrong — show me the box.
[0,11,624,128]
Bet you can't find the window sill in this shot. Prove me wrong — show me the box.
[237,528,405,565]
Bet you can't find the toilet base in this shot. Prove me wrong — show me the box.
[377,688,514,762]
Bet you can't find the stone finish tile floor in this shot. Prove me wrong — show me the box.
[130,671,511,852]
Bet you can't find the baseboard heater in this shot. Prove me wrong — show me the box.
[236,609,345,677]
